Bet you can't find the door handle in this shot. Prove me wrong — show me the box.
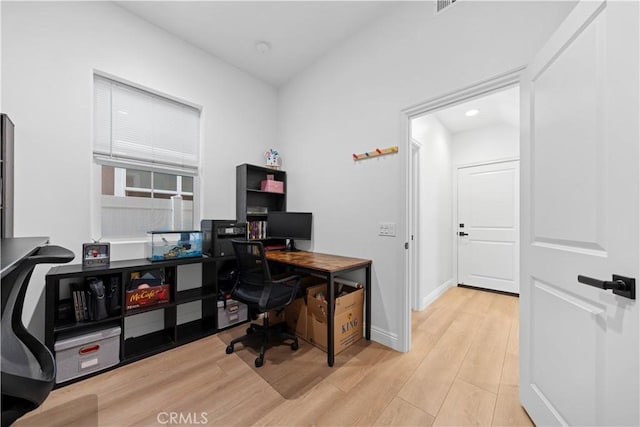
[458,232,469,237]
[577,274,636,300]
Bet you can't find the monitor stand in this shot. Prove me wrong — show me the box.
[285,239,299,252]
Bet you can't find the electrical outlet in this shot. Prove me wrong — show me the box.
[378,222,396,237]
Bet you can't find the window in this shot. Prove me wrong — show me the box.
[93,75,200,239]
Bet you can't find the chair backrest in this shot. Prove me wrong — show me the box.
[1,244,74,426]
[231,240,272,287]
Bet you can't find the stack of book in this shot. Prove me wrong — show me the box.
[71,282,89,322]
[247,221,267,240]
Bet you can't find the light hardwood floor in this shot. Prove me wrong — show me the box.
[16,286,533,426]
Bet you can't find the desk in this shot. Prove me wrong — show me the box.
[265,250,372,367]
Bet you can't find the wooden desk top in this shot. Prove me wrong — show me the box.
[265,250,371,273]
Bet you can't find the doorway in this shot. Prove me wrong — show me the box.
[407,82,520,312]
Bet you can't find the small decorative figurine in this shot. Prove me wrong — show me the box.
[264,149,280,169]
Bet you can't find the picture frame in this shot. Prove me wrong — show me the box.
[82,242,110,267]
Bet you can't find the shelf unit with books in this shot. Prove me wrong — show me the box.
[44,254,234,387]
[236,163,286,242]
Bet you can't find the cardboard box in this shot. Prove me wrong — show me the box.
[306,284,364,354]
[284,297,308,340]
[261,274,324,341]
[126,270,170,310]
[126,284,170,310]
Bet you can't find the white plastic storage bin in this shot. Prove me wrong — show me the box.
[217,299,248,329]
[54,326,121,383]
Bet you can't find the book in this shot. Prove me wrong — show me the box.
[71,282,84,321]
[129,269,163,290]
[80,290,89,321]
[72,289,81,322]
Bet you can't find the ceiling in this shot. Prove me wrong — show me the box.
[116,1,405,87]
[433,86,519,134]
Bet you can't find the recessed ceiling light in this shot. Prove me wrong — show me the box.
[465,109,479,117]
[255,41,271,54]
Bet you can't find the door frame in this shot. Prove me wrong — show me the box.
[401,66,524,352]
[410,138,422,310]
[453,158,520,292]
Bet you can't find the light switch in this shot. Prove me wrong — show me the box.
[378,222,396,237]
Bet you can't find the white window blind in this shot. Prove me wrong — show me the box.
[93,75,200,239]
[93,75,199,175]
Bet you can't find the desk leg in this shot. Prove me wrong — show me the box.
[365,263,371,341]
[327,272,335,367]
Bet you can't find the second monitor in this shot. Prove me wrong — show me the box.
[267,211,312,251]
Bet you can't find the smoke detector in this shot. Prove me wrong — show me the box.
[255,41,271,54]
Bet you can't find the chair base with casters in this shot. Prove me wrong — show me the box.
[226,240,301,368]
[225,311,299,368]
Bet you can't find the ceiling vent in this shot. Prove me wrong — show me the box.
[436,0,458,14]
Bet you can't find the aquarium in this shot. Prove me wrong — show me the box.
[146,231,203,261]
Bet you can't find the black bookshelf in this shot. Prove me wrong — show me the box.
[45,254,237,387]
[236,163,286,242]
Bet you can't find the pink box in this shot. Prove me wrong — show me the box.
[261,180,284,193]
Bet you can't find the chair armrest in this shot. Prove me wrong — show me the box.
[272,275,300,285]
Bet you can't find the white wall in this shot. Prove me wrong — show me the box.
[411,115,453,310]
[278,1,575,350]
[0,2,3,113]
[2,2,278,336]
[453,123,519,166]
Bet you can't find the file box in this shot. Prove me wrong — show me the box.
[54,326,121,383]
[217,299,248,329]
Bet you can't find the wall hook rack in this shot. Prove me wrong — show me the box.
[352,146,398,161]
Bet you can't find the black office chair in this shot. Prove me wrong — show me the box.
[1,245,74,427]
[225,240,300,367]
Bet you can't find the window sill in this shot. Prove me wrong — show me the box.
[106,239,147,261]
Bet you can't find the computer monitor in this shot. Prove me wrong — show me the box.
[267,211,312,251]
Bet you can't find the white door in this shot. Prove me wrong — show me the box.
[457,160,519,294]
[520,1,639,426]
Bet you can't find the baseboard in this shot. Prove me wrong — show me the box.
[370,326,401,351]
[457,283,519,297]
[420,278,454,310]
[372,279,453,352]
